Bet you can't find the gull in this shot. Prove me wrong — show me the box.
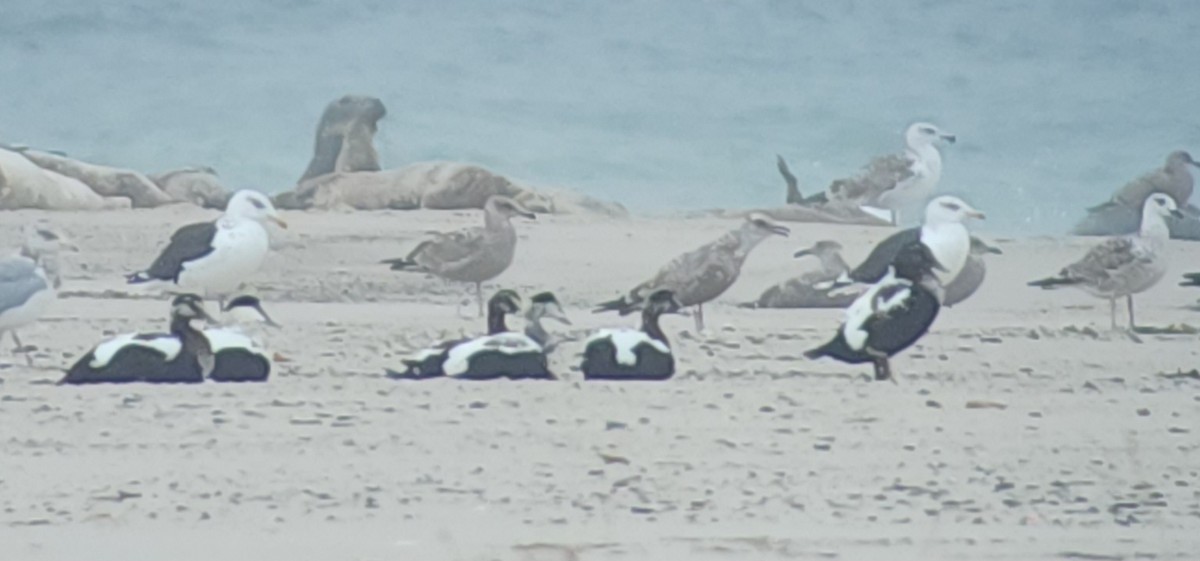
[804,122,956,224]
[832,196,985,292]
[943,237,1003,308]
[382,196,535,316]
[1030,193,1182,330]
[0,225,70,365]
[127,190,287,305]
[1088,150,1198,214]
[594,213,790,331]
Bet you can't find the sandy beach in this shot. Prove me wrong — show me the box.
[0,206,1198,560]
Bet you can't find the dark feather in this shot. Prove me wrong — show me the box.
[128,221,218,284]
[849,228,922,283]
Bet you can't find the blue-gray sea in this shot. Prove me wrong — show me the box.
[2,0,1197,234]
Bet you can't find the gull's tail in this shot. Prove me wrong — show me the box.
[125,271,154,284]
[1028,276,1080,289]
[594,295,640,315]
[777,155,803,205]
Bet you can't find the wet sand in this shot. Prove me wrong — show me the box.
[0,206,1197,560]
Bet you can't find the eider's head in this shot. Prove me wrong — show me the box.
[486,196,537,220]
[171,294,214,324]
[793,240,843,259]
[488,289,523,316]
[906,122,956,148]
[528,292,571,325]
[226,190,288,229]
[224,295,280,327]
[891,242,945,283]
[645,289,684,316]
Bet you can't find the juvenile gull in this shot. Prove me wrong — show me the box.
[741,240,856,309]
[805,242,945,382]
[1088,150,1198,213]
[0,226,68,365]
[61,294,215,385]
[583,289,684,381]
[834,196,985,292]
[382,196,535,316]
[127,190,287,303]
[594,213,789,330]
[1030,193,1182,330]
[805,122,956,224]
[943,237,1003,308]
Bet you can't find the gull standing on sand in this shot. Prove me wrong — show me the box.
[382,196,535,316]
[833,196,985,292]
[742,240,856,309]
[1088,150,1198,214]
[594,213,790,331]
[127,190,287,304]
[0,226,69,365]
[943,237,1002,308]
[1029,193,1182,330]
[804,122,956,224]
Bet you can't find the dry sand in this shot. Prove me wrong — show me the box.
[0,206,1197,561]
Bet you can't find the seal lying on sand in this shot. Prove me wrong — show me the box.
[297,95,387,184]
[18,149,176,208]
[0,148,126,210]
[150,167,231,209]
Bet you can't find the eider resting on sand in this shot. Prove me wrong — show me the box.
[0,226,69,365]
[1029,193,1180,330]
[583,289,683,381]
[595,212,789,331]
[382,196,535,317]
[943,237,1002,308]
[61,294,215,385]
[832,195,984,291]
[204,295,276,383]
[388,290,555,380]
[127,190,287,302]
[805,242,945,382]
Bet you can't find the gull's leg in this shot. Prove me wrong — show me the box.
[11,331,32,367]
[1109,297,1117,330]
[1127,295,1136,330]
[694,304,705,332]
[476,282,484,318]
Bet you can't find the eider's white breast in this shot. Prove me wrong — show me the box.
[444,333,542,377]
[203,328,267,356]
[587,329,670,366]
[90,333,182,368]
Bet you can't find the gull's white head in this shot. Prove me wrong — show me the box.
[226,190,288,229]
[1144,192,1183,219]
[1166,150,1198,171]
[924,195,985,225]
[906,122,956,149]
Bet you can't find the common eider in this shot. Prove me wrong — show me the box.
[583,289,683,381]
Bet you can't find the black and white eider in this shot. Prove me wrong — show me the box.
[61,294,215,385]
[582,289,683,381]
[805,241,945,382]
[203,295,275,383]
[387,289,537,380]
[126,190,287,303]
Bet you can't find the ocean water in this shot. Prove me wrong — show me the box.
[1,0,1197,234]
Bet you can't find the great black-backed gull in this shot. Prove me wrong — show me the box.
[127,190,286,303]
